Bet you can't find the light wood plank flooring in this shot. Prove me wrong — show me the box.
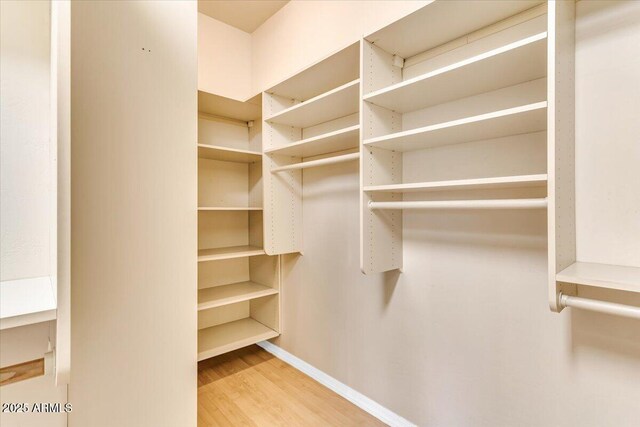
[198,345,387,426]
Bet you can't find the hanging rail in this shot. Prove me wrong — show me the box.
[271,152,359,173]
[368,198,547,210]
[559,293,640,320]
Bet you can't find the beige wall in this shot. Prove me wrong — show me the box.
[277,1,640,426]
[198,12,252,101]
[69,1,197,426]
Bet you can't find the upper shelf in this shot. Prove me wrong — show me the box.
[364,33,547,113]
[266,42,359,101]
[265,80,360,128]
[198,281,278,311]
[264,125,360,158]
[0,276,56,330]
[198,91,261,122]
[364,174,547,193]
[364,101,547,152]
[198,144,261,163]
[557,262,640,294]
[365,1,544,58]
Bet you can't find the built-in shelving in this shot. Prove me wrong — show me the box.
[198,245,266,262]
[360,2,550,275]
[364,102,547,152]
[364,174,547,193]
[264,125,359,158]
[197,93,280,360]
[265,79,359,128]
[557,263,640,295]
[198,281,279,311]
[262,42,361,255]
[363,32,547,113]
[198,318,279,361]
[198,144,261,163]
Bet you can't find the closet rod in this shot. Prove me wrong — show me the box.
[559,293,640,320]
[271,152,359,173]
[368,198,547,210]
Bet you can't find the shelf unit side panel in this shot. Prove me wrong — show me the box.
[363,40,402,96]
[248,118,262,153]
[248,161,263,208]
[249,255,280,290]
[262,95,303,255]
[548,0,576,311]
[250,294,279,332]
[361,146,403,274]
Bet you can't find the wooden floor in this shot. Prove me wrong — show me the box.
[198,345,387,426]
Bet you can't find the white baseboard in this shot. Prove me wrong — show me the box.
[257,341,416,427]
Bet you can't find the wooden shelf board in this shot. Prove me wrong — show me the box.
[266,79,360,128]
[198,318,279,361]
[364,33,547,113]
[364,174,547,193]
[198,246,266,262]
[265,125,360,158]
[364,102,547,152]
[197,144,261,163]
[198,207,263,211]
[198,281,278,311]
[0,276,56,330]
[557,262,640,294]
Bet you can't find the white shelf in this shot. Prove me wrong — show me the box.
[365,1,543,58]
[364,174,547,193]
[266,42,359,101]
[364,33,547,113]
[364,102,547,152]
[557,262,640,294]
[0,276,56,330]
[369,198,547,210]
[264,125,360,158]
[265,79,360,128]
[197,144,261,163]
[198,317,279,361]
[198,207,263,211]
[198,246,266,262]
[271,152,359,173]
[198,281,278,311]
[368,198,548,210]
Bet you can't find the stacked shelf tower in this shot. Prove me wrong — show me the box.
[197,93,280,361]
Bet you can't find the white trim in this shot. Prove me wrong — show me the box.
[257,341,416,427]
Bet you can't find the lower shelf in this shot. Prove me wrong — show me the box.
[557,262,640,294]
[198,245,266,262]
[198,318,279,361]
[198,282,278,310]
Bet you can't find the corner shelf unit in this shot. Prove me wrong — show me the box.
[360,1,549,274]
[262,42,361,255]
[197,92,280,360]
